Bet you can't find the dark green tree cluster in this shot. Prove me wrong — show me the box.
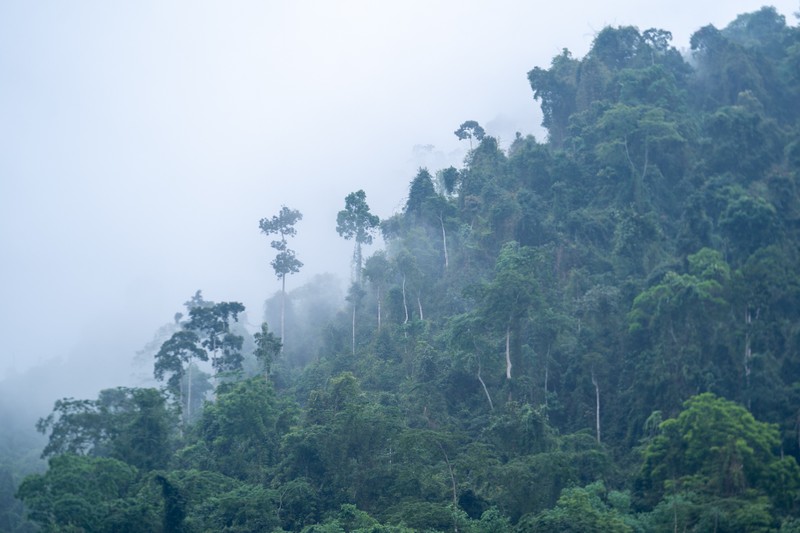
[10,6,800,532]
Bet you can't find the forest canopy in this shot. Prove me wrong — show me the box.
[5,5,800,532]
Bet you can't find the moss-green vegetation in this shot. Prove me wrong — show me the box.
[7,6,800,531]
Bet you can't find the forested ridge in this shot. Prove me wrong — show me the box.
[4,6,800,532]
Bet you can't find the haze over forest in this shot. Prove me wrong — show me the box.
[3,1,800,532]
[1,1,797,390]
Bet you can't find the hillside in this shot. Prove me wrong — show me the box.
[6,6,800,532]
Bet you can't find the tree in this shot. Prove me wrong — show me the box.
[280,373,402,515]
[345,282,366,355]
[592,103,687,211]
[639,393,800,517]
[336,191,380,353]
[16,455,146,533]
[154,330,206,405]
[643,28,674,64]
[627,248,732,413]
[336,190,380,283]
[363,251,392,330]
[702,103,784,183]
[437,166,461,196]
[394,247,423,323]
[154,297,245,423]
[404,168,438,221]
[183,301,246,376]
[189,378,291,482]
[454,120,486,150]
[35,388,174,471]
[446,311,498,411]
[522,481,635,532]
[589,26,645,70]
[478,242,540,382]
[193,483,279,532]
[718,188,780,261]
[528,49,579,147]
[400,168,454,271]
[253,322,282,380]
[259,206,304,348]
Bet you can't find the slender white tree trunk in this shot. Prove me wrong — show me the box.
[592,368,601,444]
[505,326,512,380]
[544,344,550,408]
[439,213,449,270]
[280,274,286,353]
[744,308,754,386]
[624,134,649,210]
[402,275,409,324]
[744,307,759,410]
[417,291,424,321]
[437,442,459,533]
[376,287,382,330]
[477,358,494,410]
[351,304,356,355]
[353,242,362,284]
[187,363,192,423]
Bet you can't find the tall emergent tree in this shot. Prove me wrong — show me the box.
[336,190,379,354]
[259,206,303,348]
[336,190,380,283]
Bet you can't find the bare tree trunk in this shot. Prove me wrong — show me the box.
[592,368,601,444]
[280,274,286,353]
[544,362,549,408]
[744,307,759,410]
[439,213,449,270]
[376,287,382,330]
[477,358,494,410]
[402,275,409,324]
[437,442,459,533]
[624,134,649,210]
[544,344,550,408]
[505,326,512,380]
[187,363,192,424]
[673,497,678,533]
[744,309,753,384]
[351,304,356,355]
[354,242,362,284]
[417,291,424,321]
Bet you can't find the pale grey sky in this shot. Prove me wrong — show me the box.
[1,1,796,390]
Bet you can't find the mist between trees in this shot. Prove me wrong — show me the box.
[4,5,800,532]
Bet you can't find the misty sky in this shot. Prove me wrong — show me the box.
[1,1,797,390]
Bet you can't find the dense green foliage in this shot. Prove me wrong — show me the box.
[7,6,800,531]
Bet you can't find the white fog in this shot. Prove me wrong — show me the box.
[1,0,796,409]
